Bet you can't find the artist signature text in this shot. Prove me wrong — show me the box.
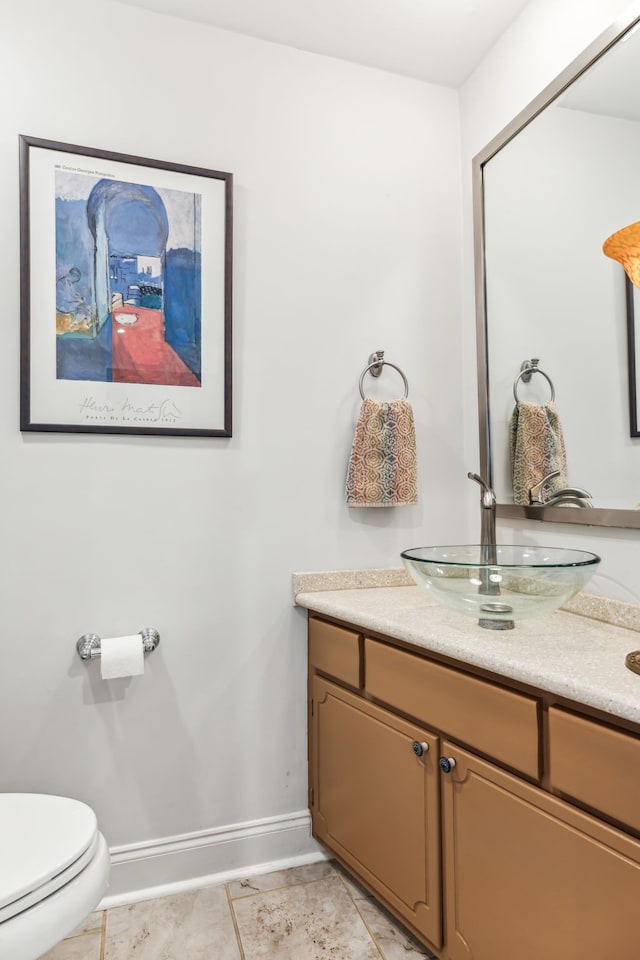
[78,396,183,424]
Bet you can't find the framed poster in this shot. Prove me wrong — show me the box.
[20,135,232,436]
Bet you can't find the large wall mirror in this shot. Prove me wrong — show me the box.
[474,7,640,529]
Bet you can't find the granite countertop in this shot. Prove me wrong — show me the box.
[294,571,640,726]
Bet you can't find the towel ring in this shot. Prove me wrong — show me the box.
[359,352,409,400]
[513,359,555,402]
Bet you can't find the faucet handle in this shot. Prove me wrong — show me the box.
[468,472,496,507]
[529,471,593,506]
[529,470,561,504]
[468,471,488,492]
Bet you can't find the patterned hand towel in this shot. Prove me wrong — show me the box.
[509,401,568,505]
[346,397,418,507]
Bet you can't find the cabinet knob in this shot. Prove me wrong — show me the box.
[439,756,456,773]
[412,741,429,757]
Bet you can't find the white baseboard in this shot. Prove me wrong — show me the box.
[99,809,328,909]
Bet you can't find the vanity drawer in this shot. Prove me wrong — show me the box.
[549,707,640,833]
[365,638,540,779]
[309,617,361,689]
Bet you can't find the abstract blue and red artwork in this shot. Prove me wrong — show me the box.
[55,172,202,387]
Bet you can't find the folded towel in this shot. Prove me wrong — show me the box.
[346,397,418,507]
[509,400,568,505]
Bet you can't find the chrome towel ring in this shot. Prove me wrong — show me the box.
[513,358,555,403]
[359,350,409,400]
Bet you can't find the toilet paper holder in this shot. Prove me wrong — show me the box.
[76,628,160,661]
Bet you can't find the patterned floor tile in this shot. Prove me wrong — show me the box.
[103,884,241,960]
[355,896,437,959]
[38,932,102,960]
[231,874,381,959]
[332,862,374,901]
[65,911,104,938]
[227,859,335,899]
[39,860,438,960]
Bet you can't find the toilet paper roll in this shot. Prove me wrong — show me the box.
[100,634,145,679]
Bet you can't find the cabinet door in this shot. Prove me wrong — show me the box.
[441,740,640,960]
[311,676,441,948]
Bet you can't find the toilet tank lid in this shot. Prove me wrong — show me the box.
[0,794,98,910]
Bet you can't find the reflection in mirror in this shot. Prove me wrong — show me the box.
[475,9,640,528]
[603,223,640,436]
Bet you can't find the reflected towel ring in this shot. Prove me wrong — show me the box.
[359,356,409,400]
[513,359,555,403]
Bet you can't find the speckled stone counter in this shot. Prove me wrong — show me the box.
[294,574,640,726]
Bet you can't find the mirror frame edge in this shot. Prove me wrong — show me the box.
[472,3,640,531]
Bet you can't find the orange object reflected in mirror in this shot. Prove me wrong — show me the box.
[603,221,640,288]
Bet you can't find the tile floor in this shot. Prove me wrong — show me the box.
[41,860,437,959]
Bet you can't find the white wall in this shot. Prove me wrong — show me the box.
[460,0,640,604]
[9,0,636,901]
[0,0,463,895]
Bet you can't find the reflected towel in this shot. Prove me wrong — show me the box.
[509,400,568,505]
[346,397,418,507]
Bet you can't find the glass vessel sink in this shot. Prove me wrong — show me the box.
[401,545,600,629]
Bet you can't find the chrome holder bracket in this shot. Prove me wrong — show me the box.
[368,350,385,377]
[520,357,539,384]
[76,628,160,661]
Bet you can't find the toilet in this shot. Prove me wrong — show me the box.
[0,794,110,960]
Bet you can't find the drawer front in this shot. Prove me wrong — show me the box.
[549,707,640,833]
[365,638,540,779]
[309,617,361,688]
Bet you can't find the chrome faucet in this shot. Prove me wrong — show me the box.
[468,472,514,629]
[529,471,593,508]
[468,472,497,565]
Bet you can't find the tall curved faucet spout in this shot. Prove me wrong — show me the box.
[468,471,515,629]
[468,472,497,553]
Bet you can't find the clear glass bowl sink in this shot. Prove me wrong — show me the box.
[401,545,601,628]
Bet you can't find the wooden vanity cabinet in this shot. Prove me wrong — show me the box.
[311,675,442,947]
[441,741,640,960]
[548,705,640,833]
[307,614,640,959]
[364,635,540,779]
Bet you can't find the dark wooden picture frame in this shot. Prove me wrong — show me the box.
[20,135,232,437]
[626,275,640,438]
